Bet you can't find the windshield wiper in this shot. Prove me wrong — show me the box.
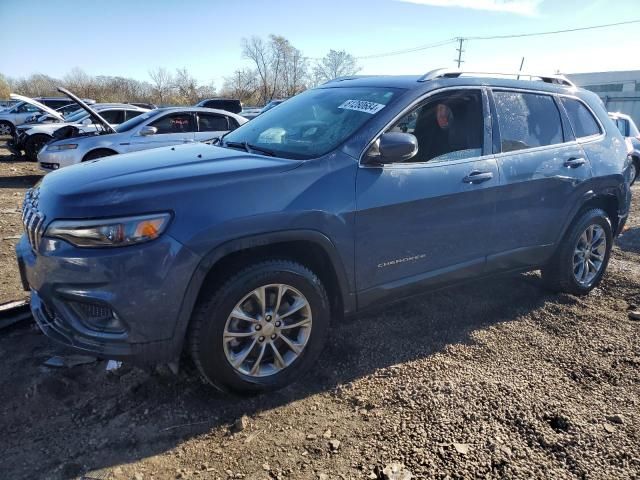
[224,141,275,157]
[224,141,251,152]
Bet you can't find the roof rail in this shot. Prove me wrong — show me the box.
[418,68,575,87]
[323,75,373,85]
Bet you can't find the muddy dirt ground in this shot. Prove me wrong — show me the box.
[0,139,638,480]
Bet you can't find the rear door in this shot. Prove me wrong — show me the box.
[194,112,230,142]
[487,89,591,269]
[128,111,196,151]
[355,88,499,305]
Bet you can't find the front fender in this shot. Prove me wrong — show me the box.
[171,229,355,350]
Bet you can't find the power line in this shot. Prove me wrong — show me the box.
[465,18,640,40]
[355,38,458,60]
[355,18,640,61]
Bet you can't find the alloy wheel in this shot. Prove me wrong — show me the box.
[223,283,312,378]
[573,224,606,286]
[0,123,11,136]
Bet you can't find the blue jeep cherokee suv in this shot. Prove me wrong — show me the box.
[16,69,632,393]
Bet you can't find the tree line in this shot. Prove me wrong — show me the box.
[0,35,360,107]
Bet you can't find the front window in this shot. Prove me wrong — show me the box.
[15,102,41,113]
[223,87,403,159]
[387,89,484,163]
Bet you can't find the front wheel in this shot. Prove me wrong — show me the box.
[83,149,117,162]
[541,208,612,295]
[0,121,14,137]
[188,260,330,393]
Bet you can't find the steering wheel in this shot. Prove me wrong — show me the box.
[291,120,331,140]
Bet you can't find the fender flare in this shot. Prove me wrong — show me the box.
[172,229,355,345]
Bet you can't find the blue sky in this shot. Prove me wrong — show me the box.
[1,0,638,88]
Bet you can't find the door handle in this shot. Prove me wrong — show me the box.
[564,157,586,168]
[462,171,494,184]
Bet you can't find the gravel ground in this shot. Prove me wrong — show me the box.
[0,138,638,480]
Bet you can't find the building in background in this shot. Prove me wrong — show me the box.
[568,70,640,126]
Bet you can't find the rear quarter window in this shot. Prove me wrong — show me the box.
[493,91,564,153]
[561,97,602,138]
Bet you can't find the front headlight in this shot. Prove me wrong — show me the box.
[45,213,172,248]
[47,144,78,151]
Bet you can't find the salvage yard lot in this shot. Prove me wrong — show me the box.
[0,138,638,480]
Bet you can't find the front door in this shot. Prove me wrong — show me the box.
[128,111,196,152]
[355,88,498,306]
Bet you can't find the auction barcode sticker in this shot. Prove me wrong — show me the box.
[338,99,386,114]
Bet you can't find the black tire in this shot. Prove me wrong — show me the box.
[0,121,14,137]
[188,260,330,394]
[541,208,612,295]
[83,149,117,162]
[24,134,52,161]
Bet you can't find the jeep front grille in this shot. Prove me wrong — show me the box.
[22,188,45,251]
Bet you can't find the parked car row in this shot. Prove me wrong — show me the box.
[15,69,633,393]
[38,89,247,170]
[0,95,95,136]
[609,111,640,186]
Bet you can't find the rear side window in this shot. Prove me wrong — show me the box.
[493,91,563,153]
[614,118,628,136]
[561,98,601,138]
[198,113,229,132]
[125,110,144,121]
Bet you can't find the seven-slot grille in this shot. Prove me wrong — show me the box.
[22,188,45,251]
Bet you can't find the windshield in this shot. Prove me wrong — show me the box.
[115,109,161,133]
[223,87,402,159]
[65,109,90,122]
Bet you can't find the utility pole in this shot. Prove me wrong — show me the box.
[455,38,465,68]
[517,57,525,79]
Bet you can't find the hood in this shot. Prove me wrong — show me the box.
[20,122,76,135]
[57,87,116,134]
[9,94,64,121]
[39,143,303,217]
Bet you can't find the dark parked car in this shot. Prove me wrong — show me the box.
[17,69,631,393]
[195,98,242,114]
[609,111,640,185]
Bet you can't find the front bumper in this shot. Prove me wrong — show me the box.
[37,147,81,170]
[16,233,201,363]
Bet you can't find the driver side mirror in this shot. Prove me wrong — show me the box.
[364,132,418,165]
[139,126,158,136]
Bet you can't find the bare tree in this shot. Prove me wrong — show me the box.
[313,50,360,83]
[148,67,174,105]
[242,36,273,104]
[222,68,258,104]
[0,74,10,99]
[173,67,200,104]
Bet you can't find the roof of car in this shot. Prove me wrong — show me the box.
[317,73,579,95]
[152,106,246,120]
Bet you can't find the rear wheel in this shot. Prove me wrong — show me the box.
[25,134,52,161]
[541,208,612,295]
[188,260,330,393]
[0,121,14,137]
[630,158,638,186]
[83,149,117,162]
